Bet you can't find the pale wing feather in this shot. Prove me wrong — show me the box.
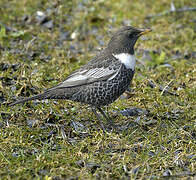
[56,65,121,88]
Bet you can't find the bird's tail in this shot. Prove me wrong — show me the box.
[9,92,50,106]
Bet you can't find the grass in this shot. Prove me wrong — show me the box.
[0,0,196,179]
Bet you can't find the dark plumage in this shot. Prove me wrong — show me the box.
[10,26,151,129]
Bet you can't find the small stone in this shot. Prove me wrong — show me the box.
[120,108,148,116]
[163,169,172,176]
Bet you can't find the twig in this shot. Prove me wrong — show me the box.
[160,79,174,96]
[147,79,178,96]
[147,7,196,19]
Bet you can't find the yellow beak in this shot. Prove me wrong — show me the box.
[139,28,152,36]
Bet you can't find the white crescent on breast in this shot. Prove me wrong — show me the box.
[113,53,135,70]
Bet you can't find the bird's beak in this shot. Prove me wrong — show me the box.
[138,28,152,36]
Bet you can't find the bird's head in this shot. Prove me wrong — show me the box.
[108,26,151,54]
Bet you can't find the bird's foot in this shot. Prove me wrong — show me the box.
[92,107,116,132]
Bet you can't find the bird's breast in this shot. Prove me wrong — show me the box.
[113,53,135,70]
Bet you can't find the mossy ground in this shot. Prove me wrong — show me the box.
[0,0,196,179]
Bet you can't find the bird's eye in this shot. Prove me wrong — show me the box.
[129,34,133,38]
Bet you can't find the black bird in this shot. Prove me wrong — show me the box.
[10,26,151,129]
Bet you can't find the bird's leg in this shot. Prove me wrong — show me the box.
[91,107,106,132]
[97,107,114,125]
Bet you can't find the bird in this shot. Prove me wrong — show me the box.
[10,26,151,130]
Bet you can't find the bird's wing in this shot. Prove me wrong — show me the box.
[56,65,121,88]
[47,55,121,90]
